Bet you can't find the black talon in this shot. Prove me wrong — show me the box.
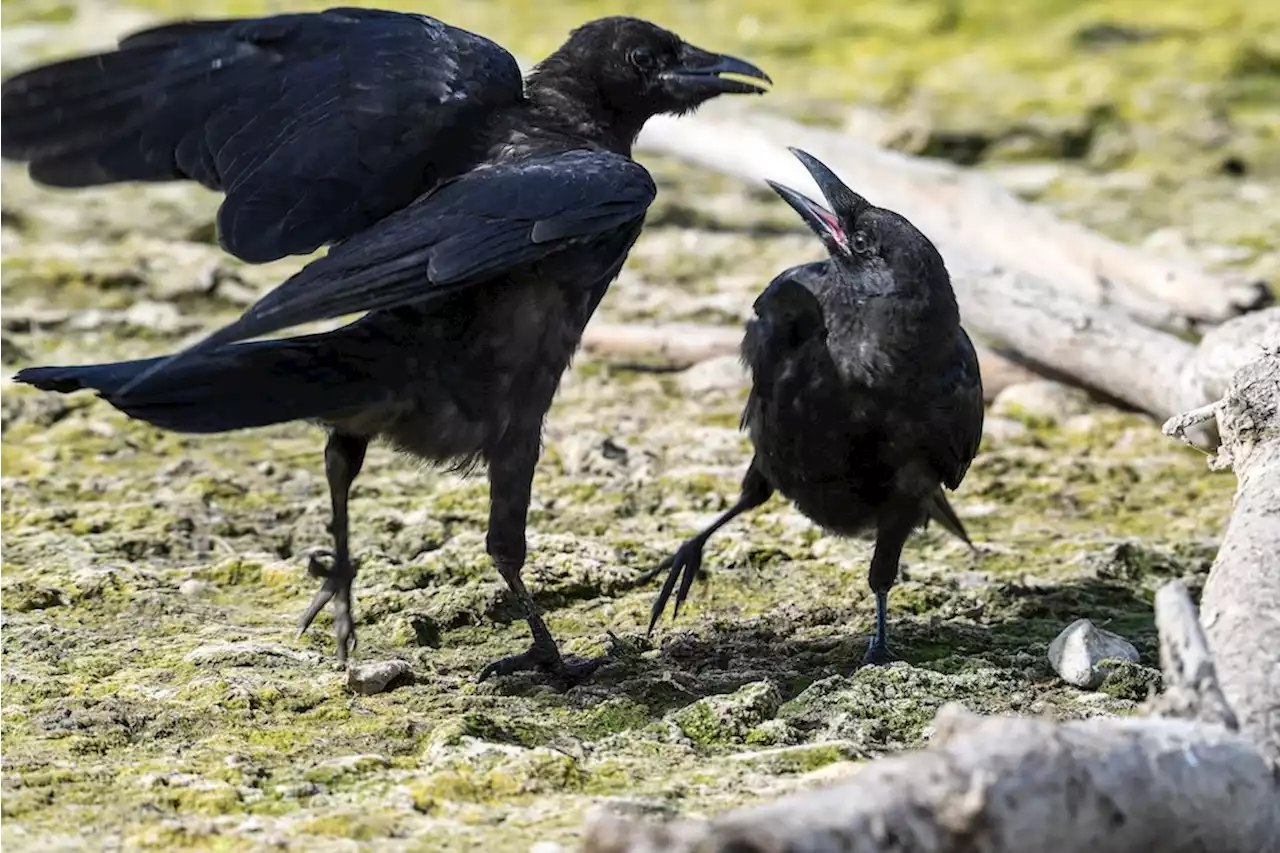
[647,540,706,635]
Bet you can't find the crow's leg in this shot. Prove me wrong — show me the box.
[861,510,918,668]
[645,460,773,634]
[478,433,609,687]
[297,431,369,663]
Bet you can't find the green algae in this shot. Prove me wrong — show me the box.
[0,0,1269,850]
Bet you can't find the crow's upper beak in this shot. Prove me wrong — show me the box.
[766,148,868,253]
[660,44,771,97]
[787,147,868,214]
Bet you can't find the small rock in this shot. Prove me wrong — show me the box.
[678,355,748,395]
[1063,413,1102,436]
[178,580,214,598]
[122,300,185,333]
[183,641,313,667]
[991,380,1091,425]
[347,659,412,695]
[1048,619,1140,688]
[981,416,1030,445]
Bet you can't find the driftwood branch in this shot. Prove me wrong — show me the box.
[1183,350,1280,764]
[636,105,1271,329]
[583,351,1280,853]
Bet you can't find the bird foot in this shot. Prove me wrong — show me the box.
[306,549,336,578]
[478,640,610,689]
[859,639,897,669]
[646,539,707,634]
[297,552,357,663]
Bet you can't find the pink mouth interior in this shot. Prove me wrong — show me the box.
[817,208,847,247]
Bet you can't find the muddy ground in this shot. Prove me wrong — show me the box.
[1,1,1276,851]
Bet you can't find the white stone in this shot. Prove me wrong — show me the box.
[1048,618,1140,688]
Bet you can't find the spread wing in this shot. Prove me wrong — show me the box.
[927,327,985,490]
[115,149,657,396]
[0,7,524,263]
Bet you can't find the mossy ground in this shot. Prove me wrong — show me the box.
[1,1,1270,851]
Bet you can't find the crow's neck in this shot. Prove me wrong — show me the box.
[524,68,646,156]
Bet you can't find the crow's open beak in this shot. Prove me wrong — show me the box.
[765,179,849,253]
[766,148,869,253]
[661,45,772,97]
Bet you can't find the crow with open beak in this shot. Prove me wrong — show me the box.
[648,148,983,668]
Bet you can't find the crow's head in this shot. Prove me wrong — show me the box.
[546,17,770,119]
[766,148,949,294]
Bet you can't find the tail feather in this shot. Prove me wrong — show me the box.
[14,335,384,434]
[924,488,975,549]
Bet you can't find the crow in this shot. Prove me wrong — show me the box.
[2,9,770,685]
[647,148,983,668]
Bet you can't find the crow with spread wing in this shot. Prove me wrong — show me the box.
[3,9,770,685]
[647,149,983,669]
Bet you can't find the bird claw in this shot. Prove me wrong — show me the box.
[859,638,896,669]
[296,568,358,663]
[306,549,336,578]
[478,641,609,689]
[646,539,705,635]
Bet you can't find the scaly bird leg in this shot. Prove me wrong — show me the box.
[478,433,610,687]
[647,460,773,633]
[297,431,368,663]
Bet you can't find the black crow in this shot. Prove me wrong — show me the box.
[3,9,770,684]
[647,148,982,668]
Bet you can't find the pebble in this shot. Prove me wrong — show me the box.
[178,579,214,597]
[991,380,1092,425]
[347,659,412,695]
[678,355,749,395]
[981,416,1030,445]
[1048,618,1140,688]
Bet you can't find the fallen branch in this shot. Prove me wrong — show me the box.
[1181,349,1280,764]
[950,263,1201,419]
[579,322,1038,402]
[636,105,1271,329]
[583,351,1280,853]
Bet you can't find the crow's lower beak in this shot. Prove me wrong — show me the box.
[765,179,849,253]
[661,46,771,97]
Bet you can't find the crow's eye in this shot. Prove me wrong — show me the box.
[850,231,872,254]
[629,46,656,70]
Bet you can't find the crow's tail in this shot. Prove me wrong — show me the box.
[14,334,384,434]
[924,488,975,549]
